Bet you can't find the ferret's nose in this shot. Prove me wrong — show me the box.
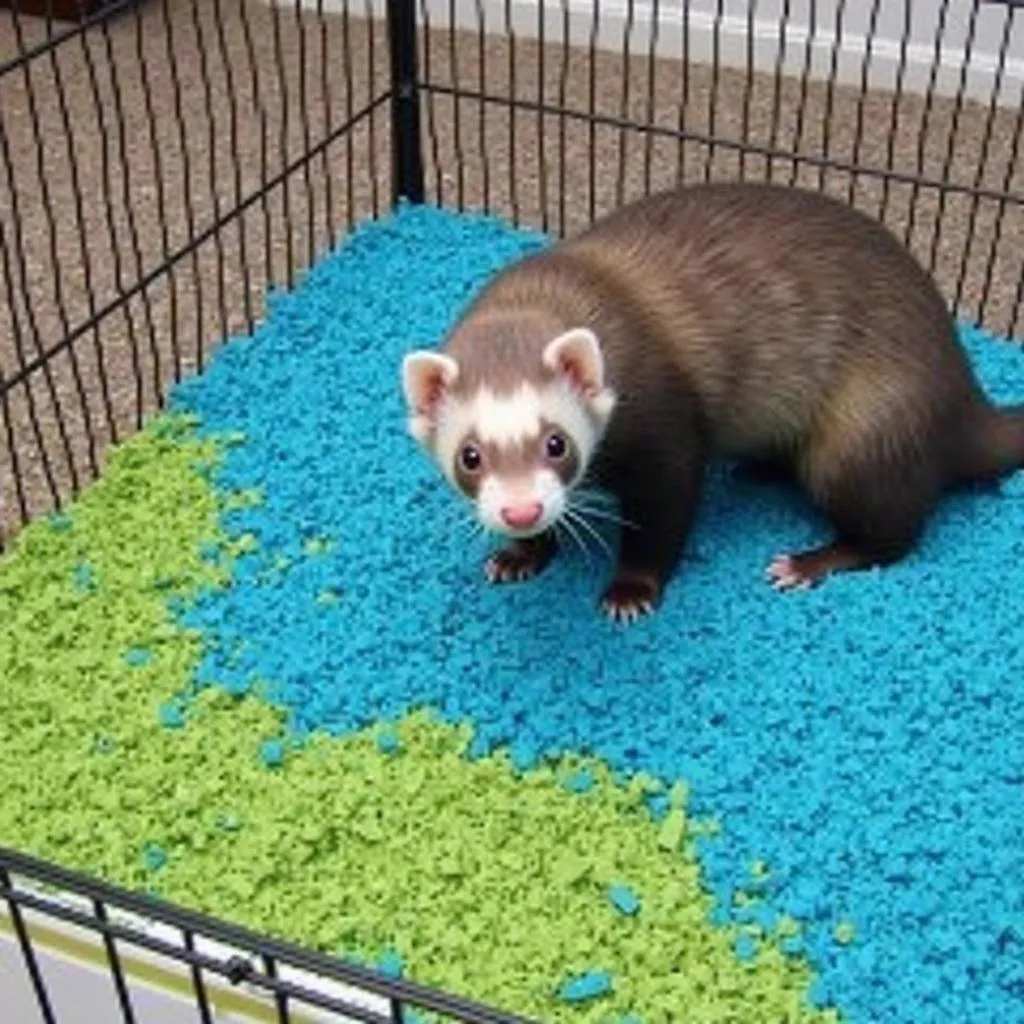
[500,501,543,530]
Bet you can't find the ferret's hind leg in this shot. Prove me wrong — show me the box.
[769,417,944,591]
[766,542,877,591]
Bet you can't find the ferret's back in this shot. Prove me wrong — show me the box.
[553,184,977,452]
[567,183,956,364]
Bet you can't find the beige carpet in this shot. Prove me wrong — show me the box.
[2,0,1023,539]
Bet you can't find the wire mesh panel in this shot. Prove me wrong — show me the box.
[413,0,1024,336]
[3,0,1024,544]
[0,847,537,1024]
[0,0,392,544]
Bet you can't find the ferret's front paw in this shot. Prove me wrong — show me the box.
[600,575,660,624]
[484,537,555,584]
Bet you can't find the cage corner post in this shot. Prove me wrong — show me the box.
[386,0,426,207]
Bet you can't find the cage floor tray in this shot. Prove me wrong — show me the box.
[2,204,1023,1024]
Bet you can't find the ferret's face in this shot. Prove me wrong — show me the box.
[438,383,589,536]
[401,327,617,538]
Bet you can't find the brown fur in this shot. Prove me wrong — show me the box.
[441,181,1024,615]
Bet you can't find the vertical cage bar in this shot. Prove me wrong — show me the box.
[0,352,29,538]
[953,1,1015,313]
[211,0,255,333]
[877,0,913,225]
[0,211,60,518]
[556,0,569,232]
[134,0,186,383]
[787,0,815,187]
[846,0,883,206]
[183,929,215,1024]
[269,3,297,286]
[449,0,467,211]
[642,0,659,195]
[586,0,598,219]
[238,0,276,284]
[188,0,229,344]
[342,0,359,227]
[675,0,689,184]
[766,0,791,183]
[419,0,444,208]
[903,0,953,248]
[705,0,725,181]
[317,0,338,247]
[739,0,756,180]
[476,0,493,214]
[817,0,847,191]
[93,899,137,1024]
[263,953,291,1023]
[365,0,382,217]
[99,15,165,417]
[40,12,112,466]
[977,100,1024,331]
[0,869,56,1024]
[925,0,984,276]
[160,0,206,374]
[294,0,316,269]
[615,0,637,205]
[387,0,425,205]
[1,20,82,487]
[76,16,148,426]
[505,0,520,224]
[536,0,548,228]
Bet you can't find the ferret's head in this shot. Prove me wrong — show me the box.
[401,325,617,538]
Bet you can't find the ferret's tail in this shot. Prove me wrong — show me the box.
[957,403,1024,483]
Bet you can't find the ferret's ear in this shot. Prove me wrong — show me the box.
[401,350,460,444]
[543,327,616,421]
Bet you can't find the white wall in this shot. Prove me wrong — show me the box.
[668,0,1024,105]
[278,0,1024,108]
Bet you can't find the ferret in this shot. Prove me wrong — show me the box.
[400,181,1024,623]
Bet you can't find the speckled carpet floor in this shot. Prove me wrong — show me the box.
[2,202,1023,1024]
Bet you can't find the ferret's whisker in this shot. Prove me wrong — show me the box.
[556,516,593,566]
[561,516,593,565]
[564,508,614,562]
[571,486,618,507]
[569,501,639,532]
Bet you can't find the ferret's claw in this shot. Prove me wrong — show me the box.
[599,578,659,624]
[485,555,534,583]
[766,553,813,591]
[485,547,545,584]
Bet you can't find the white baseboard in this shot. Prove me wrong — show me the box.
[272,0,1024,109]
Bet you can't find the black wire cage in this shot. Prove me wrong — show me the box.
[1,0,1023,1020]
[0,845,536,1022]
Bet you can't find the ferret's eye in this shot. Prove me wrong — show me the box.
[459,444,482,472]
[545,432,568,460]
